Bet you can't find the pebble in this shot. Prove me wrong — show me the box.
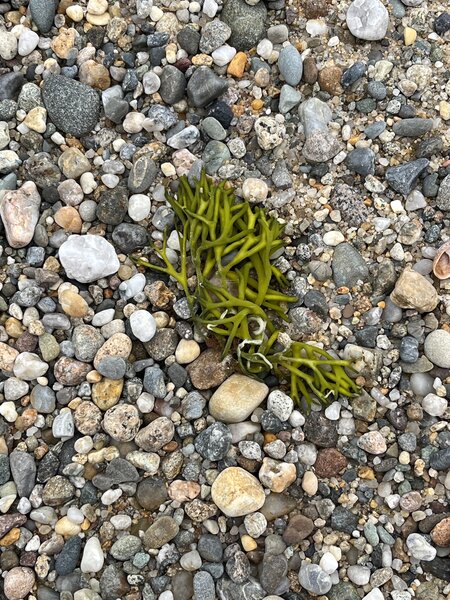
[406,534,437,561]
[209,374,268,423]
[42,75,101,137]
[278,45,303,86]
[346,0,389,40]
[424,329,450,368]
[0,182,41,249]
[59,235,120,283]
[81,537,104,573]
[298,563,332,595]
[391,268,438,313]
[211,467,266,517]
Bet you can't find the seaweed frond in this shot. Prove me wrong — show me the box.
[133,172,360,410]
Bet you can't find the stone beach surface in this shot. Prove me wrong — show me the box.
[0,0,449,599]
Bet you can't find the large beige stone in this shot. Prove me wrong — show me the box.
[0,182,41,248]
[209,374,268,423]
[211,466,265,517]
[391,267,438,313]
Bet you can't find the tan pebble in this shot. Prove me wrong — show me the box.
[439,100,450,121]
[0,528,21,547]
[55,517,81,536]
[404,27,417,46]
[227,52,247,77]
[66,5,84,21]
[0,342,19,371]
[94,332,132,369]
[59,289,89,318]
[51,28,77,59]
[86,11,110,25]
[92,378,124,410]
[87,0,108,15]
[241,534,258,551]
[54,206,82,233]
[211,467,265,517]
[23,107,47,133]
[302,471,318,496]
[175,339,201,364]
[78,59,111,90]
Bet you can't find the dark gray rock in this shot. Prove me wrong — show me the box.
[304,412,338,448]
[187,67,228,108]
[332,243,369,287]
[42,76,100,137]
[10,450,36,497]
[30,0,57,33]
[177,26,201,55]
[159,66,186,105]
[341,61,367,88]
[346,147,375,176]
[198,534,223,562]
[437,174,450,211]
[221,0,267,51]
[112,223,147,253]
[430,447,450,471]
[0,73,25,101]
[328,581,360,600]
[128,155,157,193]
[55,536,82,576]
[393,118,434,137]
[195,422,232,461]
[330,506,358,534]
[97,187,128,226]
[364,121,386,139]
[0,455,10,486]
[385,158,429,195]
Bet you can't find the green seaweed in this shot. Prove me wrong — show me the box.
[133,172,359,409]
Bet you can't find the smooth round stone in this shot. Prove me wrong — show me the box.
[424,329,450,368]
[298,563,332,595]
[80,536,104,573]
[4,378,29,401]
[13,352,48,380]
[221,0,267,51]
[209,374,268,423]
[211,466,265,517]
[143,71,161,95]
[59,235,120,283]
[29,0,57,33]
[18,30,39,56]
[422,393,448,417]
[128,194,151,222]
[129,310,157,343]
[278,45,303,86]
[180,550,202,571]
[202,116,227,141]
[346,0,389,41]
[3,567,35,600]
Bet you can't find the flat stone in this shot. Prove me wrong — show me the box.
[209,374,268,423]
[42,75,101,137]
[187,67,228,108]
[332,242,369,287]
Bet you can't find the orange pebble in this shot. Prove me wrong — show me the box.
[227,52,247,78]
[251,99,264,111]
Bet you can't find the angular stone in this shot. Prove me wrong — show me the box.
[59,235,120,283]
[391,267,438,313]
[187,67,228,108]
[385,158,429,195]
